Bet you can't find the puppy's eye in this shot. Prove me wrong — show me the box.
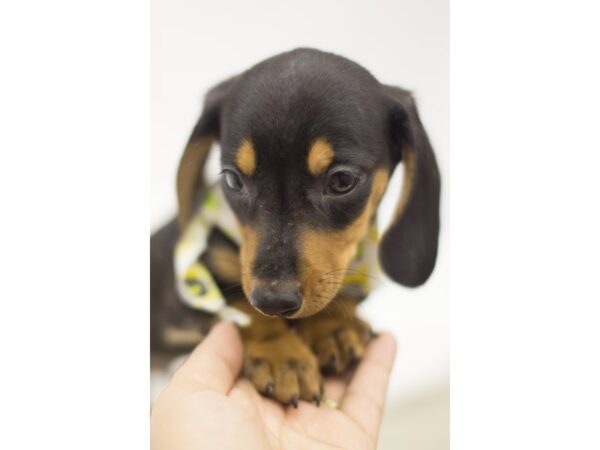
[223,170,244,191]
[326,170,358,195]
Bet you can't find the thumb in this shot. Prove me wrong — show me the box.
[172,321,243,393]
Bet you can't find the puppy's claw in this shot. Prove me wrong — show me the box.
[263,383,274,398]
[349,348,359,364]
[244,333,321,407]
[313,394,321,407]
[322,354,337,375]
[290,395,299,408]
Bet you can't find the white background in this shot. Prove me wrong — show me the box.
[1,1,599,449]
[151,0,449,405]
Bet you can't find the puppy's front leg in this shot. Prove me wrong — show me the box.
[230,299,322,406]
[296,298,373,375]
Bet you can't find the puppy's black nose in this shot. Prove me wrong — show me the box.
[250,284,302,317]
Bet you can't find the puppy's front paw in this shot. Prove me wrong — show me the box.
[299,316,373,375]
[243,332,322,406]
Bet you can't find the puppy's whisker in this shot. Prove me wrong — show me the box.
[337,300,352,322]
[220,284,244,294]
[342,268,384,283]
[319,268,384,288]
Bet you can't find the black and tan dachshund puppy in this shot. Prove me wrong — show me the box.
[151,48,440,406]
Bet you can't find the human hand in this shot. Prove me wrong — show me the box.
[151,322,397,450]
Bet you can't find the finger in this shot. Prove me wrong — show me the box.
[322,377,346,405]
[322,367,354,405]
[172,321,243,393]
[339,333,396,438]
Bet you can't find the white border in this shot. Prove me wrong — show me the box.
[451,1,600,448]
[0,1,150,448]
[1,1,599,448]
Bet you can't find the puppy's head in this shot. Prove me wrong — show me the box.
[177,49,440,318]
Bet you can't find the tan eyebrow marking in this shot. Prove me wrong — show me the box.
[307,138,335,176]
[235,139,256,176]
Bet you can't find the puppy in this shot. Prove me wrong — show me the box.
[151,48,440,406]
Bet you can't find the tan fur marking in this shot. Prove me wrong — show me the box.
[177,136,214,225]
[230,299,290,340]
[239,225,259,298]
[230,300,321,404]
[236,139,256,176]
[295,170,390,317]
[297,298,372,372]
[394,147,416,222]
[206,246,241,284]
[307,138,335,176]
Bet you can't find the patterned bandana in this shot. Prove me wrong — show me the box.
[174,183,381,327]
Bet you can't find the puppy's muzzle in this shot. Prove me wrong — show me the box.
[250,280,302,317]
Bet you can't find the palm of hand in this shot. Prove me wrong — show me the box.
[196,378,376,450]
[151,323,396,450]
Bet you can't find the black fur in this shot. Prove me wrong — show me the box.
[151,48,441,354]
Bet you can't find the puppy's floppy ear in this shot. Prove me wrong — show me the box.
[379,85,441,287]
[177,76,238,225]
